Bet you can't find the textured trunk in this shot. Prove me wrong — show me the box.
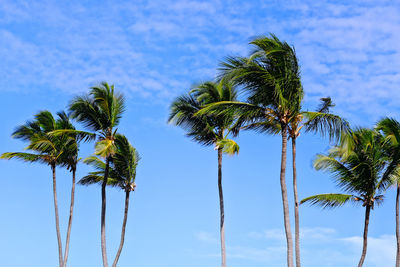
[112,190,130,267]
[218,148,226,267]
[396,184,400,267]
[51,164,63,267]
[62,167,76,267]
[101,156,111,267]
[280,125,294,267]
[358,205,371,267]
[292,138,301,267]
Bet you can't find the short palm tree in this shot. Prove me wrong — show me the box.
[376,117,400,267]
[301,128,395,267]
[287,97,349,267]
[199,34,303,267]
[68,82,125,267]
[1,111,77,267]
[168,80,239,267]
[79,134,139,267]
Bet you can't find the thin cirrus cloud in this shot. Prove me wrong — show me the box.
[0,0,399,122]
[195,228,395,266]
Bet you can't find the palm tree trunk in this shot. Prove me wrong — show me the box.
[51,163,63,267]
[280,125,294,267]
[101,156,111,267]
[358,205,371,267]
[292,138,301,267]
[218,148,226,267]
[62,167,76,267]
[396,184,400,267]
[112,190,131,267]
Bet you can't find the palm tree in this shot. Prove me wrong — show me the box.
[376,117,400,267]
[301,128,396,267]
[56,112,80,267]
[1,111,77,267]
[68,82,125,267]
[168,80,239,267]
[198,34,303,267]
[78,134,139,267]
[287,97,349,267]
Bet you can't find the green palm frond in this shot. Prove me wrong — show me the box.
[48,129,96,143]
[168,93,218,146]
[83,156,107,171]
[95,138,116,158]
[303,111,350,142]
[113,134,140,186]
[78,173,120,187]
[0,152,49,164]
[216,139,240,155]
[300,193,355,209]
[317,97,335,113]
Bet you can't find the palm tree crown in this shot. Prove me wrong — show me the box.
[301,128,397,267]
[79,134,140,191]
[168,80,239,153]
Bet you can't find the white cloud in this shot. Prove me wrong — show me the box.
[195,231,218,244]
[195,227,396,266]
[0,0,399,123]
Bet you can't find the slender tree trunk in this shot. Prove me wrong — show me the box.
[292,138,301,267]
[62,167,76,267]
[358,205,371,267]
[112,190,131,267]
[51,163,63,267]
[101,156,111,267]
[396,184,400,267]
[218,148,226,267]
[280,125,294,267]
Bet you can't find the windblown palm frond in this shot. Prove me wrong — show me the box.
[300,193,355,208]
[215,139,239,155]
[0,152,50,164]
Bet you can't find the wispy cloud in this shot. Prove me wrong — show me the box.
[195,227,396,266]
[0,0,399,122]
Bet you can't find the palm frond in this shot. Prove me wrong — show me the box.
[216,139,240,155]
[303,111,350,142]
[300,193,355,209]
[0,152,49,164]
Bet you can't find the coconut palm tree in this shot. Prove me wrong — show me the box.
[301,128,396,267]
[198,34,303,267]
[376,117,400,267]
[78,134,139,267]
[68,82,125,267]
[55,112,80,267]
[168,80,239,267]
[287,97,349,267]
[1,111,77,267]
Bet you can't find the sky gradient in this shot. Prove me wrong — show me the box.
[1,0,400,266]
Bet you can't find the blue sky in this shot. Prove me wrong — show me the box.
[0,0,399,266]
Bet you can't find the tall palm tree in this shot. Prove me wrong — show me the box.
[1,111,77,267]
[78,134,139,267]
[198,34,303,267]
[56,112,80,267]
[287,97,349,267]
[168,80,239,267]
[68,82,125,267]
[301,128,396,267]
[376,117,400,267]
